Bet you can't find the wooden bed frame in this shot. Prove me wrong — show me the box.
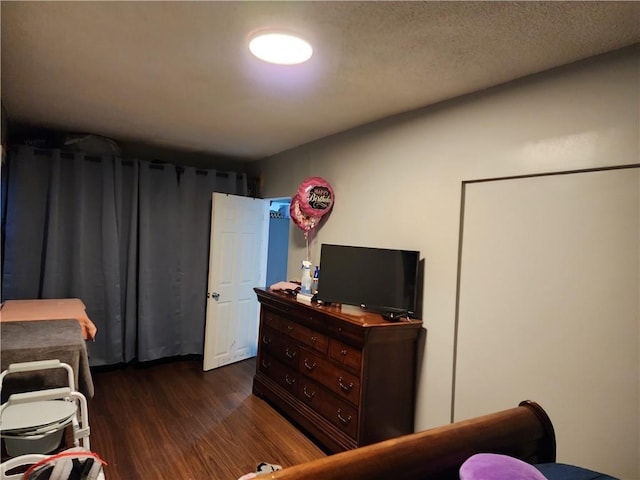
[267,400,556,480]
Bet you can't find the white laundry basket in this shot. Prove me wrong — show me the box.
[0,448,106,480]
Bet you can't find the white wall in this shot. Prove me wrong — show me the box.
[455,168,638,478]
[257,46,639,435]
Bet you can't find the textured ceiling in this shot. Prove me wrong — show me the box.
[2,1,639,161]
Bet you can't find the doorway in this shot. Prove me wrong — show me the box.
[203,195,291,372]
[265,198,291,288]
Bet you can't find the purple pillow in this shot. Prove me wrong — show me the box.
[460,453,549,480]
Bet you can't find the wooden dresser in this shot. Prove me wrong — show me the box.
[252,287,424,453]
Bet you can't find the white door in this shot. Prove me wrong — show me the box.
[203,193,269,371]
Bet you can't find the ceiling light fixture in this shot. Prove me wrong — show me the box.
[249,32,313,65]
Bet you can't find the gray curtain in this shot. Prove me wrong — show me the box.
[1,145,248,366]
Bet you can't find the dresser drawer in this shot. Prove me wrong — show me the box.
[327,322,365,347]
[279,319,329,355]
[258,352,299,396]
[299,378,359,439]
[262,308,282,330]
[300,349,361,405]
[329,339,362,373]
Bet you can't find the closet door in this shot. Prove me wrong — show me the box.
[454,167,639,479]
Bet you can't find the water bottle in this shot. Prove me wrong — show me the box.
[301,260,312,295]
[312,266,319,293]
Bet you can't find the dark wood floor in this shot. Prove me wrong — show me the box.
[88,357,326,479]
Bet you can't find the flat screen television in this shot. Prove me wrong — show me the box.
[316,243,420,319]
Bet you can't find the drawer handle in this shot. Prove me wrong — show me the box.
[340,348,348,356]
[303,386,316,399]
[287,324,294,333]
[285,348,297,359]
[262,336,272,345]
[303,359,317,371]
[338,377,354,392]
[285,374,296,385]
[311,336,317,345]
[337,409,352,425]
[261,359,271,369]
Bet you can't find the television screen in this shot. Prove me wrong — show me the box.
[316,244,420,317]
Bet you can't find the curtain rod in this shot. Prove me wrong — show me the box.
[27,147,236,178]
[148,163,234,178]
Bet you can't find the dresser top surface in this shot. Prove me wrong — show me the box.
[255,288,422,329]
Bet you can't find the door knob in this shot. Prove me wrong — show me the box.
[211,292,220,300]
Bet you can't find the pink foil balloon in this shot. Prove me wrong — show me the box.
[296,177,334,218]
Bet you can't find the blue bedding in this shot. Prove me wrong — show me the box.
[535,463,619,480]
